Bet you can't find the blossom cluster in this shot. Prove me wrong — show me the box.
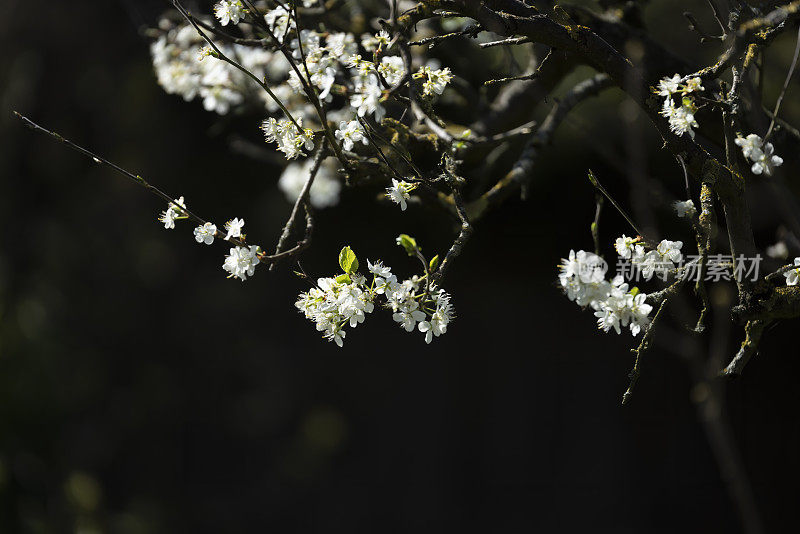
[295,245,455,346]
[150,20,275,114]
[156,196,261,281]
[150,3,456,212]
[614,236,683,281]
[558,250,653,336]
[655,74,704,139]
[734,133,784,176]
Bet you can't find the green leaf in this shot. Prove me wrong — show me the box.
[338,246,359,274]
[429,254,440,272]
[396,234,419,256]
[335,273,352,284]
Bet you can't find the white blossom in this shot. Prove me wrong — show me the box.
[683,77,704,93]
[735,133,784,176]
[656,74,681,96]
[417,289,454,343]
[417,66,453,96]
[193,222,217,245]
[386,179,417,211]
[614,235,638,259]
[660,98,698,139]
[766,242,789,260]
[158,196,187,229]
[734,134,763,160]
[673,199,696,218]
[224,217,245,240]
[784,257,800,286]
[261,117,315,160]
[335,120,367,151]
[223,245,261,281]
[750,141,783,176]
[214,1,245,26]
[265,6,294,43]
[378,56,405,86]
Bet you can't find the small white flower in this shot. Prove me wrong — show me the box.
[683,77,704,93]
[750,142,783,176]
[657,239,683,264]
[261,116,315,160]
[214,1,245,26]
[656,74,681,96]
[335,120,368,151]
[193,222,217,245]
[615,235,638,259]
[784,257,800,286]
[766,242,788,260]
[158,196,187,229]
[673,199,696,218]
[224,217,245,240]
[386,179,416,211]
[223,245,260,281]
[417,66,453,97]
[735,134,763,160]
[661,98,698,138]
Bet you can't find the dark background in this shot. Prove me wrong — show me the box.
[1,0,799,532]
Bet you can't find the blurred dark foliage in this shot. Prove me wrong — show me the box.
[1,0,799,532]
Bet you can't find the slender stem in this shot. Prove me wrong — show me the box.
[14,111,311,264]
[764,25,800,142]
[271,141,327,268]
[587,169,648,242]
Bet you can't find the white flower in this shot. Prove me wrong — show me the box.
[558,250,611,308]
[735,134,763,160]
[386,179,416,211]
[673,199,696,218]
[417,66,453,96]
[784,257,800,286]
[362,30,391,52]
[378,56,405,86]
[326,32,357,57]
[367,259,394,279]
[335,120,367,151]
[766,242,788,260]
[615,235,638,259]
[661,98,698,138]
[265,6,293,43]
[750,142,783,176]
[628,293,653,336]
[223,245,260,281]
[683,77,704,93]
[193,222,217,245]
[417,289,454,343]
[295,273,376,347]
[656,74,681,96]
[261,116,315,160]
[656,239,683,264]
[393,302,426,332]
[350,78,384,120]
[158,196,187,229]
[214,1,245,26]
[224,217,245,240]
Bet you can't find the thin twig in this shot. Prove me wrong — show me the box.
[764,25,800,142]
